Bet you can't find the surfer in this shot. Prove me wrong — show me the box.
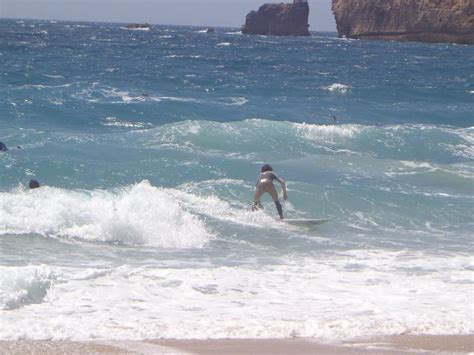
[252,164,288,219]
[29,179,40,189]
[0,142,21,150]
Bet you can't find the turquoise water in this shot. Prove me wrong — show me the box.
[0,19,473,340]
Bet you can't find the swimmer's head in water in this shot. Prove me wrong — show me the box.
[29,179,40,189]
[261,164,273,173]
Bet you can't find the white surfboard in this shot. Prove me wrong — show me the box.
[281,218,330,227]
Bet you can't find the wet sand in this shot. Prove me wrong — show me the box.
[0,335,472,354]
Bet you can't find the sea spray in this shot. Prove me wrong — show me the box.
[0,181,211,248]
[0,265,53,310]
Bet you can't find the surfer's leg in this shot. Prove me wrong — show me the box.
[267,184,283,219]
[274,200,283,219]
[252,184,265,211]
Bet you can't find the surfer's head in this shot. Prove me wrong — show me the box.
[29,179,40,189]
[261,164,273,173]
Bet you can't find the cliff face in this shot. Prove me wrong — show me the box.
[241,1,310,36]
[332,0,474,44]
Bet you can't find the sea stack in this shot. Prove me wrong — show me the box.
[332,0,474,45]
[241,0,311,36]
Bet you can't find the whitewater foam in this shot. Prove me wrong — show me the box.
[214,97,249,106]
[102,117,152,129]
[1,252,472,340]
[295,122,363,141]
[322,83,351,94]
[0,181,212,248]
[17,83,72,90]
[120,27,150,31]
[42,74,64,79]
[0,265,53,310]
[173,179,281,229]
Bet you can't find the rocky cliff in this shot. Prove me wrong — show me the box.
[241,1,310,36]
[332,0,474,44]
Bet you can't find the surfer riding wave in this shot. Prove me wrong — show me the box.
[252,164,288,219]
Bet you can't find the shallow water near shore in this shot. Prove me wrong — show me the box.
[0,19,473,341]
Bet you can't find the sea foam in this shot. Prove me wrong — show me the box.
[0,181,211,248]
[322,83,351,94]
[1,252,472,340]
[0,265,53,310]
[295,122,363,141]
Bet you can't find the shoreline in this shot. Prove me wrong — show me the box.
[1,335,472,354]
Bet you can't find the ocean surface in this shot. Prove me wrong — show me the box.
[1,18,473,341]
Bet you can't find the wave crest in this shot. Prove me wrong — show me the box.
[322,83,351,94]
[0,181,212,248]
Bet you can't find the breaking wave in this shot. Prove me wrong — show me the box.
[0,181,212,248]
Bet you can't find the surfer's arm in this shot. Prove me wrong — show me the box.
[282,180,288,201]
[275,175,288,201]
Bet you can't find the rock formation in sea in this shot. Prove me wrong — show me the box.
[126,23,151,29]
[241,0,311,36]
[332,0,474,44]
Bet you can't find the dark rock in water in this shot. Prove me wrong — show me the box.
[126,23,151,29]
[0,141,7,151]
[29,179,40,189]
[205,28,215,33]
[241,0,310,36]
[332,0,474,44]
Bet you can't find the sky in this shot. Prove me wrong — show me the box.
[1,0,337,31]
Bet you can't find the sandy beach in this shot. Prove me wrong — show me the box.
[1,335,472,354]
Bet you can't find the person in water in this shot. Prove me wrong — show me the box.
[252,164,288,219]
[29,179,40,189]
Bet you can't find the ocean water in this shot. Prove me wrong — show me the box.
[0,19,473,341]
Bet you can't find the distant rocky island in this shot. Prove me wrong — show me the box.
[241,0,310,36]
[332,0,474,44]
[126,23,151,30]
